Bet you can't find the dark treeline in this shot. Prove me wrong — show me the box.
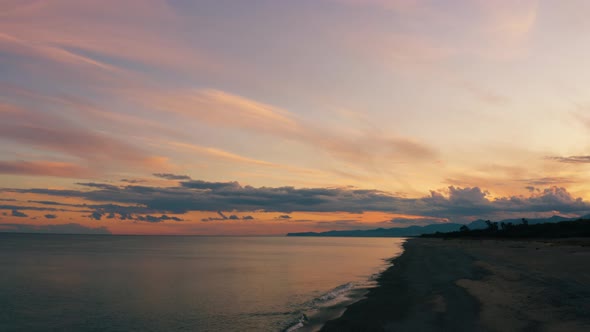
[422,218,590,239]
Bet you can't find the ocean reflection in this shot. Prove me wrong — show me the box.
[0,234,404,331]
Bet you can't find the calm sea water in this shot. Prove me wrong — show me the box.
[0,234,404,331]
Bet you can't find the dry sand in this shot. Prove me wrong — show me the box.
[320,238,590,332]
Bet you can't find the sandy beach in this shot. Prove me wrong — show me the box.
[321,238,590,332]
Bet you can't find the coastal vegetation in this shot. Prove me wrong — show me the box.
[422,218,590,239]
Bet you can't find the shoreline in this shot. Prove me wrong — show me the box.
[292,239,407,332]
[320,238,590,331]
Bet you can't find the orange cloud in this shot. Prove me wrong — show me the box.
[164,141,283,167]
[163,141,319,172]
[127,88,437,169]
[141,89,299,137]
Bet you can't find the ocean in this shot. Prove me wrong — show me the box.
[0,234,405,331]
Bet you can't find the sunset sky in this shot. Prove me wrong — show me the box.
[1,0,590,235]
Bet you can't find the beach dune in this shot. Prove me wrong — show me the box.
[321,238,590,332]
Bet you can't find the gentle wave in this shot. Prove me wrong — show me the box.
[284,314,309,332]
[314,282,355,303]
[283,282,357,331]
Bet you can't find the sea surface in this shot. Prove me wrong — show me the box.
[0,234,405,331]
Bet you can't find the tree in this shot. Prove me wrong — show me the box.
[460,225,470,232]
[485,220,498,232]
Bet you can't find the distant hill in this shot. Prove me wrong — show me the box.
[286,215,583,237]
[287,223,464,237]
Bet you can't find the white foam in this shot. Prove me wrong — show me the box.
[315,282,355,303]
[284,314,308,332]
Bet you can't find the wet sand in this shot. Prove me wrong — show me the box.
[321,238,590,332]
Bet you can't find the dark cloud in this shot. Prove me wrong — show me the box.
[28,200,69,206]
[519,177,575,186]
[0,223,111,235]
[3,180,590,223]
[413,186,590,222]
[11,209,28,217]
[87,203,157,215]
[546,155,590,164]
[118,212,133,220]
[84,207,183,222]
[0,202,87,214]
[121,179,146,184]
[135,215,183,223]
[1,204,58,212]
[44,214,57,219]
[202,214,253,222]
[77,182,120,190]
[89,212,103,220]
[180,180,241,191]
[153,173,192,180]
[201,211,230,222]
[277,215,292,219]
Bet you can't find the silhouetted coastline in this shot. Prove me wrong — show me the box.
[422,218,590,239]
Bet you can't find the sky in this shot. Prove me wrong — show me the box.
[1,0,590,235]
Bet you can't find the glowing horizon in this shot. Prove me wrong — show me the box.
[2,0,590,234]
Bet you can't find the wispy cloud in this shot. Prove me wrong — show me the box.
[0,160,93,178]
[137,89,437,168]
[0,0,221,74]
[546,156,590,164]
[140,89,300,137]
[153,173,192,181]
[0,101,171,175]
[0,32,122,73]
[165,141,283,168]
[518,176,576,186]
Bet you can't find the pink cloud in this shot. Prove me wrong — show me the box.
[0,101,172,174]
[0,160,93,178]
[326,0,420,11]
[126,88,437,167]
[0,0,224,74]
